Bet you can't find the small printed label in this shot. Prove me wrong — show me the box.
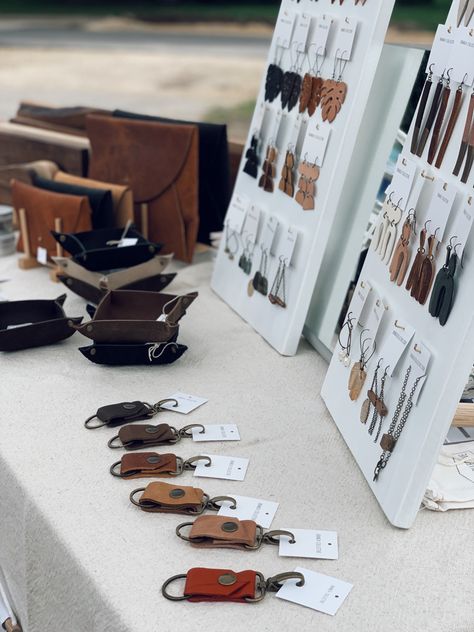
[244,205,262,245]
[348,279,372,327]
[313,14,333,56]
[365,293,388,339]
[227,193,250,234]
[275,567,353,615]
[451,27,474,84]
[427,25,455,77]
[161,392,208,415]
[333,18,358,61]
[192,424,240,442]
[293,12,312,52]
[301,119,331,167]
[385,154,418,211]
[260,215,279,254]
[278,226,298,266]
[275,9,296,48]
[218,495,278,529]
[449,194,473,254]
[279,529,339,560]
[405,170,425,212]
[118,238,138,248]
[408,340,431,405]
[36,246,48,265]
[377,319,416,377]
[426,180,458,241]
[193,455,249,482]
[7,322,33,330]
[157,314,167,323]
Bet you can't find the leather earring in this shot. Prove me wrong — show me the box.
[427,68,452,164]
[281,46,304,112]
[243,134,260,178]
[302,46,325,117]
[258,144,277,193]
[411,63,435,154]
[372,193,394,253]
[224,223,239,261]
[453,88,474,177]
[321,51,348,123]
[389,210,416,286]
[338,311,355,367]
[406,222,428,295]
[251,248,269,296]
[414,230,439,305]
[376,196,402,263]
[435,75,466,169]
[360,359,388,429]
[348,329,376,401]
[295,156,319,210]
[429,238,461,326]
[265,47,284,103]
[417,70,447,157]
[279,148,295,197]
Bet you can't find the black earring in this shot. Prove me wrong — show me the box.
[429,238,460,326]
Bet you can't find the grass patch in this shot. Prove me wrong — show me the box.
[205,100,256,125]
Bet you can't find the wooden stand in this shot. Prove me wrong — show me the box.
[49,217,64,282]
[17,207,41,270]
[140,202,149,239]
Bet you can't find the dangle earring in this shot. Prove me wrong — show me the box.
[300,46,325,117]
[360,359,388,429]
[435,74,466,169]
[429,237,461,326]
[338,311,355,368]
[389,210,416,285]
[372,193,394,253]
[250,247,269,296]
[414,229,439,305]
[264,45,284,103]
[348,329,376,401]
[375,196,402,263]
[224,223,239,261]
[453,85,474,178]
[268,257,287,308]
[279,146,296,197]
[238,239,254,275]
[427,68,452,165]
[411,64,435,155]
[406,221,428,295]
[281,46,303,112]
[243,133,260,179]
[416,69,446,157]
[320,50,348,123]
[258,143,277,193]
[295,154,320,211]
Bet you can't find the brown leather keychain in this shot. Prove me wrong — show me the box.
[162,568,304,603]
[129,481,236,515]
[84,397,178,429]
[427,69,452,165]
[411,64,435,154]
[389,211,416,286]
[176,515,295,551]
[453,89,474,176]
[108,422,205,450]
[435,78,465,169]
[110,453,211,479]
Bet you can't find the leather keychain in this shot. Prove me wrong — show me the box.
[435,78,465,169]
[162,568,304,603]
[129,481,236,515]
[411,64,435,154]
[427,69,452,165]
[176,515,295,551]
[84,397,178,429]
[453,89,474,176]
[108,422,205,450]
[110,453,211,479]
[417,71,446,157]
[389,211,416,286]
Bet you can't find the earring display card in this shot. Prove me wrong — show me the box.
[212,0,396,356]
[321,0,474,528]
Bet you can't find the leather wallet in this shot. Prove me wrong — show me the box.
[0,160,58,206]
[58,272,177,304]
[79,340,187,366]
[54,171,134,228]
[114,109,230,244]
[86,114,199,262]
[51,226,162,272]
[32,173,114,229]
[12,180,92,259]
[74,289,197,344]
[0,294,82,351]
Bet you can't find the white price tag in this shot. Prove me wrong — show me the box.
[293,12,312,52]
[279,529,339,560]
[301,120,331,167]
[227,193,249,234]
[451,28,474,85]
[450,194,474,253]
[275,9,296,48]
[333,18,358,61]
[36,246,48,265]
[365,294,388,339]
[193,455,249,481]
[312,14,333,56]
[427,180,458,241]
[278,226,298,266]
[218,495,278,529]
[192,424,240,442]
[289,115,303,149]
[244,205,262,244]
[378,319,415,377]
[118,237,138,248]
[348,279,372,327]
[408,340,431,405]
[385,154,418,210]
[427,25,455,77]
[260,215,279,253]
[276,567,353,615]
[405,170,425,212]
[161,392,208,415]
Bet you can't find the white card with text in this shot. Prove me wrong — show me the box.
[279,528,339,560]
[193,455,249,481]
[192,424,240,442]
[161,392,208,414]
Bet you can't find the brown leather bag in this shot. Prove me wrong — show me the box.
[0,160,58,205]
[11,180,92,258]
[86,114,199,262]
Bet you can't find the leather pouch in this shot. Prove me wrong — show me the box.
[187,516,257,550]
[55,171,133,227]
[86,114,199,262]
[134,481,207,514]
[183,568,258,603]
[113,109,230,244]
[79,341,186,366]
[51,226,162,272]
[11,180,92,258]
[113,452,179,479]
[0,294,82,351]
[74,289,197,344]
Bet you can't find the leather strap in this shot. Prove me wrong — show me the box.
[116,452,179,479]
[417,77,444,157]
[185,516,258,549]
[411,72,433,154]
[114,423,178,450]
[184,568,258,602]
[435,84,464,169]
[427,83,451,164]
[134,481,207,514]
[453,91,474,176]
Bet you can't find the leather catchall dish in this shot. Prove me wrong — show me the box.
[51,226,162,272]
[79,340,187,366]
[74,289,198,344]
[0,294,81,351]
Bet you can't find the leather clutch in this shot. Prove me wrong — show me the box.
[54,171,134,228]
[32,173,115,229]
[114,109,230,244]
[74,289,198,343]
[0,294,82,351]
[86,114,199,263]
[58,272,177,304]
[50,226,162,272]
[12,180,92,259]
[79,340,187,366]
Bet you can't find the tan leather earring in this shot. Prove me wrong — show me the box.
[389,211,416,286]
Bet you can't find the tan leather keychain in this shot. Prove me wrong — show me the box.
[110,453,211,479]
[129,481,236,515]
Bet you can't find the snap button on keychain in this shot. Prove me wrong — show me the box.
[84,397,179,429]
[110,453,212,479]
[161,568,305,603]
[107,423,205,450]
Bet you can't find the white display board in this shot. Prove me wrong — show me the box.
[322,0,474,528]
[212,0,396,355]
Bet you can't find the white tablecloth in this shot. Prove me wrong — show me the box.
[0,253,472,632]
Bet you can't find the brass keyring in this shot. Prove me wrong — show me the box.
[244,572,267,603]
[179,424,206,438]
[175,522,197,542]
[161,574,189,601]
[84,415,107,430]
[168,456,185,477]
[266,572,305,593]
[206,496,237,511]
[263,530,296,546]
[183,456,212,470]
[107,435,123,449]
[153,398,179,414]
[129,487,146,507]
[109,461,123,477]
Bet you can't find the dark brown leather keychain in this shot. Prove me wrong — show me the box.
[411,64,435,154]
[427,69,452,165]
[108,422,205,450]
[162,568,304,603]
[175,515,295,551]
[110,453,211,479]
[435,78,466,169]
[84,398,178,429]
[129,480,236,515]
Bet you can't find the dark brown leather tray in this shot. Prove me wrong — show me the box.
[79,340,187,366]
[0,294,82,351]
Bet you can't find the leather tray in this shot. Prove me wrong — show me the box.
[0,294,82,351]
[79,340,187,366]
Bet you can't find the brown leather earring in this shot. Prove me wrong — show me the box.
[321,53,348,123]
[435,76,466,169]
[414,231,439,305]
[348,329,376,401]
[278,149,295,197]
[427,68,452,164]
[389,211,416,286]
[406,223,428,295]
[258,144,277,193]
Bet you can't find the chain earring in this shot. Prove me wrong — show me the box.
[268,257,287,308]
